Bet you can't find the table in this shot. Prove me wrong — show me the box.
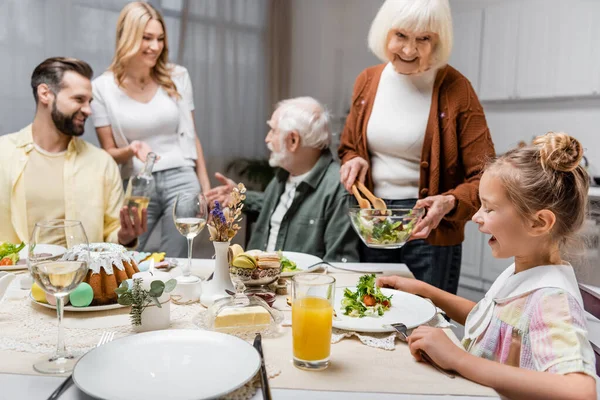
[0,260,500,400]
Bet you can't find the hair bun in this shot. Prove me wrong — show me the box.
[532,132,583,172]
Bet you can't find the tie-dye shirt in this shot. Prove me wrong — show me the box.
[462,288,596,377]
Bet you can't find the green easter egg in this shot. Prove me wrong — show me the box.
[31,282,47,303]
[69,282,94,307]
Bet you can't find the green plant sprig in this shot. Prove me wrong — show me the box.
[114,277,177,326]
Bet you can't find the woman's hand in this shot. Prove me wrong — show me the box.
[129,140,156,163]
[411,195,456,239]
[340,157,369,192]
[376,275,425,296]
[407,326,466,371]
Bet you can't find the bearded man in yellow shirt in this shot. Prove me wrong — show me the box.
[0,57,146,247]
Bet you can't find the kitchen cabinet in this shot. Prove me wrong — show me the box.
[449,8,483,91]
[478,1,520,101]
[471,0,600,101]
[516,0,600,98]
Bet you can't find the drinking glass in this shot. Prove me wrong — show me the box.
[173,192,208,282]
[291,273,335,370]
[28,220,89,374]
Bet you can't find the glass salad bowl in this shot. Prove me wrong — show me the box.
[348,207,425,249]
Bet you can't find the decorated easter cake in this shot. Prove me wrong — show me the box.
[64,243,139,305]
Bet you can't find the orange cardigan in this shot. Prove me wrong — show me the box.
[338,64,496,246]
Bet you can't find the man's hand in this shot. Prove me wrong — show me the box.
[411,195,456,239]
[118,206,148,246]
[205,172,236,207]
[340,157,369,192]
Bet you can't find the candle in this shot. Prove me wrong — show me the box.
[132,261,171,304]
[132,261,172,332]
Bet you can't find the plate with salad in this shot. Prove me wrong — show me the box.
[0,242,26,270]
[333,274,436,333]
[0,243,66,271]
[279,251,324,277]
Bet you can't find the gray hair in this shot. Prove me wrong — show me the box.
[275,96,331,150]
[368,0,453,68]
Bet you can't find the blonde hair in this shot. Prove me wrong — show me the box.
[368,0,453,68]
[488,132,589,245]
[108,2,179,99]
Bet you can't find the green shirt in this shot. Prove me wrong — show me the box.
[245,151,360,262]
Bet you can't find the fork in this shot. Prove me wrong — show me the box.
[47,331,116,400]
[390,323,455,379]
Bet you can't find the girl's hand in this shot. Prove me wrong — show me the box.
[376,275,425,296]
[340,157,369,192]
[407,326,466,371]
[129,140,157,163]
[411,195,456,239]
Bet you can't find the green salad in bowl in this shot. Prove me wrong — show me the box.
[348,207,424,249]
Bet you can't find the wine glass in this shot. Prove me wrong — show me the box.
[28,220,89,374]
[173,192,208,282]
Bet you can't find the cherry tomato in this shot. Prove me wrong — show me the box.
[363,294,376,306]
[0,257,13,266]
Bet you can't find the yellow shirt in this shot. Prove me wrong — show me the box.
[24,144,66,236]
[0,125,123,245]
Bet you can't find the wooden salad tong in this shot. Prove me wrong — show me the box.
[351,181,387,210]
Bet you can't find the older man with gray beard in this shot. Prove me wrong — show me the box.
[206,97,359,263]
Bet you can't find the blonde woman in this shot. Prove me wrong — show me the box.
[92,2,210,257]
[339,0,496,293]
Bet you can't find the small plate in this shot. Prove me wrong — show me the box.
[280,251,324,277]
[29,293,127,312]
[73,330,260,400]
[0,244,66,271]
[332,287,436,333]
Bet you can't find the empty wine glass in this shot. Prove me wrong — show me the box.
[173,192,208,282]
[28,220,89,374]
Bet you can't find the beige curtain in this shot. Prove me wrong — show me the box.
[266,0,292,107]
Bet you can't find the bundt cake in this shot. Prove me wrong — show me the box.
[64,243,139,305]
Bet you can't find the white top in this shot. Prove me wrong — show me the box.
[92,65,198,178]
[367,63,437,199]
[266,169,313,252]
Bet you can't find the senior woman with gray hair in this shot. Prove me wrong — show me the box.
[207,96,359,262]
[339,0,495,293]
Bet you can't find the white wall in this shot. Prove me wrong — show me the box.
[289,0,382,118]
[289,0,600,177]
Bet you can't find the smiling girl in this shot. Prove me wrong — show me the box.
[379,132,596,399]
[91,2,210,257]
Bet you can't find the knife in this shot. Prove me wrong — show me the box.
[253,333,272,400]
[390,322,455,379]
[47,375,73,400]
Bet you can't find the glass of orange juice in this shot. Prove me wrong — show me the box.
[291,273,335,370]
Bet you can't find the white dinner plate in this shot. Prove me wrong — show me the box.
[280,251,324,277]
[0,263,27,271]
[332,287,436,333]
[0,244,66,271]
[73,330,261,400]
[29,293,127,312]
